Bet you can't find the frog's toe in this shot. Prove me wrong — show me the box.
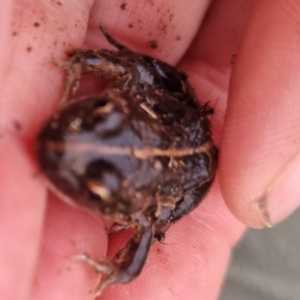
[73,253,116,275]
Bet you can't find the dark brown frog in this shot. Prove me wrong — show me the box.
[35,25,218,296]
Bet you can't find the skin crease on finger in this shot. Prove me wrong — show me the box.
[0,0,254,299]
[220,0,300,228]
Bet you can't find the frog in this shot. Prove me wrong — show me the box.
[35,25,218,296]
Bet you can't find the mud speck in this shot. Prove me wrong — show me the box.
[230,54,237,65]
[13,120,22,131]
[147,40,158,49]
[158,20,167,34]
[120,3,127,10]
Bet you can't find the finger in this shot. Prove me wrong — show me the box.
[86,0,212,64]
[1,0,93,137]
[220,0,300,227]
[0,3,46,300]
[32,194,107,300]
[0,135,45,300]
[0,1,13,93]
[0,1,105,299]
[179,0,255,142]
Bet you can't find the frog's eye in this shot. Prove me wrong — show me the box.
[82,97,123,137]
[93,110,123,138]
[83,98,111,125]
[91,99,113,115]
[85,159,122,202]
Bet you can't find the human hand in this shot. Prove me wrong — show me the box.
[0,1,299,300]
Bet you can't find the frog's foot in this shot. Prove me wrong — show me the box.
[52,53,86,105]
[74,223,153,296]
[52,59,72,70]
[73,253,114,275]
[73,253,120,296]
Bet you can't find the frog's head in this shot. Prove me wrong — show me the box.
[36,92,161,218]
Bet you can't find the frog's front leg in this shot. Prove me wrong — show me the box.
[75,215,153,296]
[57,49,132,104]
[55,55,83,104]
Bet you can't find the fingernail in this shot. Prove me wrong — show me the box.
[255,150,300,227]
[255,195,272,228]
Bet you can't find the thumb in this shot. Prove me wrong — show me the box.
[220,0,300,228]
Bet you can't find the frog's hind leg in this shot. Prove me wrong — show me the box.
[153,181,214,242]
[169,182,213,222]
[74,215,153,296]
[99,24,131,51]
